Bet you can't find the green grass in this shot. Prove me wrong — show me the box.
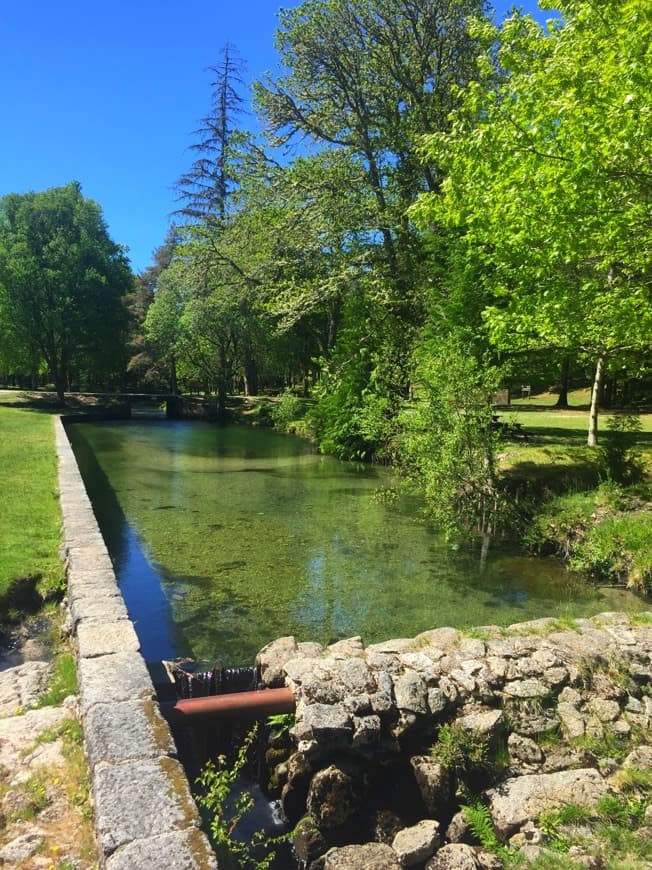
[36,651,78,707]
[0,404,64,616]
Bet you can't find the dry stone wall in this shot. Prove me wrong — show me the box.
[257,613,652,868]
[55,418,217,870]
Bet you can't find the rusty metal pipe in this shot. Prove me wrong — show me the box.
[160,687,295,722]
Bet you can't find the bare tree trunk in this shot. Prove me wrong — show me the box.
[588,356,604,447]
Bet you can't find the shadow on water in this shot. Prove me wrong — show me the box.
[65,421,193,662]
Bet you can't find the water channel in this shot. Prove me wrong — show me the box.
[67,420,645,665]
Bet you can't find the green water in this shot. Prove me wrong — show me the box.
[68,421,645,664]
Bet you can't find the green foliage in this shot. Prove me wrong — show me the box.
[414,0,652,446]
[0,182,132,398]
[461,801,508,859]
[399,335,507,536]
[270,391,308,429]
[37,652,78,708]
[195,724,287,870]
[431,723,489,778]
[266,712,295,737]
[526,480,652,592]
[601,414,644,485]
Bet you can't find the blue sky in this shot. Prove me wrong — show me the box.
[1,1,554,274]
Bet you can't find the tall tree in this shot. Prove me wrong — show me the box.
[176,44,247,226]
[414,1,652,445]
[0,182,132,402]
[254,0,489,456]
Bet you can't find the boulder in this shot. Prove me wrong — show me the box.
[485,768,609,840]
[507,733,543,772]
[323,843,401,869]
[307,762,367,832]
[410,755,453,816]
[392,819,441,866]
[393,671,428,715]
[426,843,479,869]
[256,636,298,687]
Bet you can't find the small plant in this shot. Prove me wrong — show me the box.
[36,651,77,708]
[431,723,492,786]
[266,712,295,737]
[195,724,288,870]
[461,801,508,860]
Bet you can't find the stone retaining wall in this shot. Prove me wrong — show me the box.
[256,613,652,867]
[55,418,217,869]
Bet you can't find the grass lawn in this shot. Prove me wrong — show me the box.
[498,403,652,488]
[0,403,64,614]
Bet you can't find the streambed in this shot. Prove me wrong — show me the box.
[67,421,645,664]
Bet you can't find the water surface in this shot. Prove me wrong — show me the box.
[68,421,645,663]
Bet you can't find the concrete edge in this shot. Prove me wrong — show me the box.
[54,417,218,869]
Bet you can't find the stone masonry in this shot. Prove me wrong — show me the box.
[256,613,652,867]
[55,418,217,869]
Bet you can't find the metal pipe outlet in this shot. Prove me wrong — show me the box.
[160,686,295,722]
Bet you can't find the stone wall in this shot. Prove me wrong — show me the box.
[256,613,652,868]
[55,418,217,869]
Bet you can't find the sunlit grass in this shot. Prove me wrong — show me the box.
[0,405,64,613]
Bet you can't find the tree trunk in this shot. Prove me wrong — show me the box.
[587,356,604,447]
[169,356,178,396]
[555,357,570,408]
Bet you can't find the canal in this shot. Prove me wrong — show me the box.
[67,420,645,664]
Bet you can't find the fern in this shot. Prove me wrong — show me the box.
[461,801,508,860]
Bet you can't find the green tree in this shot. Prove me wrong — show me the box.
[400,334,504,536]
[0,182,132,402]
[414,0,652,445]
[254,0,489,455]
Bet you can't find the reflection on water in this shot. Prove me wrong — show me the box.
[67,421,645,664]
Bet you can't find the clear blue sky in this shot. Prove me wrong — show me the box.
[1,1,554,274]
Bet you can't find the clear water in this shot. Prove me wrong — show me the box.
[67,421,645,664]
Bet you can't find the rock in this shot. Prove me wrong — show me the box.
[502,678,548,699]
[0,661,52,714]
[410,755,453,816]
[414,627,462,650]
[507,733,543,771]
[475,850,503,870]
[293,815,328,866]
[281,753,313,824]
[485,768,609,840]
[392,819,440,866]
[328,636,365,658]
[445,811,471,844]
[458,708,504,740]
[0,830,45,862]
[0,705,69,771]
[428,688,448,715]
[353,714,381,748]
[323,843,401,869]
[307,762,367,832]
[557,701,586,739]
[426,843,479,869]
[336,657,378,695]
[299,703,353,749]
[256,637,305,689]
[285,658,338,704]
[393,671,428,715]
[588,698,621,722]
[624,745,652,770]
